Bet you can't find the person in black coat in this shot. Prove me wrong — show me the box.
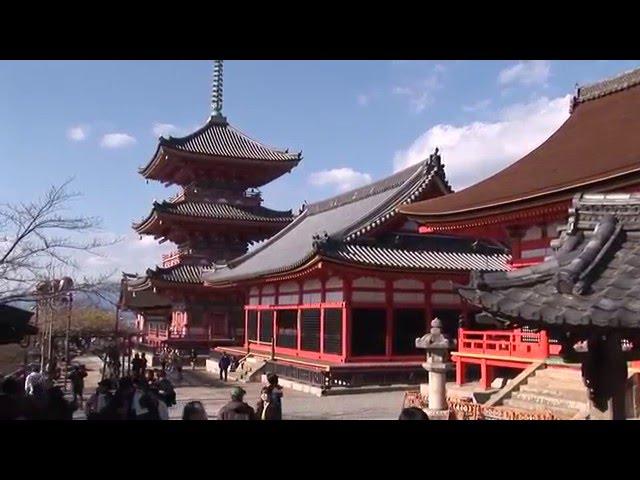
[218,353,231,381]
[255,387,280,420]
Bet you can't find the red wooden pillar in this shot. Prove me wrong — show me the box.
[296,308,302,353]
[243,308,248,348]
[385,279,393,358]
[456,358,465,385]
[480,360,496,390]
[540,329,550,358]
[343,277,352,362]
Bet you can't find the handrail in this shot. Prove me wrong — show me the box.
[457,328,550,360]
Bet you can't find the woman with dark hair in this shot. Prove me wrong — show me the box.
[182,401,208,420]
[255,387,279,420]
[398,407,430,420]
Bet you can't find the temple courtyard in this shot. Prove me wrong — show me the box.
[71,355,421,420]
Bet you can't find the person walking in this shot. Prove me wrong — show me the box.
[131,353,142,379]
[141,353,148,377]
[218,353,231,382]
[155,371,176,407]
[217,387,256,420]
[24,365,44,396]
[255,386,280,420]
[46,386,76,420]
[68,365,88,407]
[172,351,183,382]
[266,373,284,420]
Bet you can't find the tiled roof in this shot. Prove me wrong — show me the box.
[324,243,510,272]
[458,193,640,331]
[133,201,294,232]
[159,116,301,162]
[151,264,209,285]
[203,157,452,284]
[156,201,293,223]
[574,67,640,107]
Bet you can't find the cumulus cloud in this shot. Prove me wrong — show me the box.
[309,168,373,193]
[393,65,446,113]
[393,95,571,190]
[75,233,173,279]
[67,125,88,142]
[100,133,136,149]
[152,122,183,138]
[498,60,551,87]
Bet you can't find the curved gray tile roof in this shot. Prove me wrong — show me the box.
[458,193,640,330]
[160,116,301,162]
[203,159,448,284]
[157,201,293,223]
[326,244,510,272]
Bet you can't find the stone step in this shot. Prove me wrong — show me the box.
[502,398,578,419]
[518,383,588,402]
[525,375,585,391]
[535,367,582,380]
[510,390,587,411]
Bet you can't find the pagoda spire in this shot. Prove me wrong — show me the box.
[211,60,224,119]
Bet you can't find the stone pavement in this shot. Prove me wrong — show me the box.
[70,355,410,420]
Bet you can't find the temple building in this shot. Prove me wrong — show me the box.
[458,193,640,419]
[121,61,302,352]
[400,66,640,391]
[203,151,510,390]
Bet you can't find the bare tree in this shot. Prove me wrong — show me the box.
[0,179,120,304]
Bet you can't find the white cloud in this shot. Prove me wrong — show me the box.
[498,60,551,87]
[463,98,492,113]
[75,233,173,279]
[100,133,136,149]
[152,122,182,138]
[393,95,571,190]
[309,168,373,193]
[392,65,445,113]
[67,125,88,142]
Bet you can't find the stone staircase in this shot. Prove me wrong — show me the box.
[233,355,266,383]
[488,366,589,419]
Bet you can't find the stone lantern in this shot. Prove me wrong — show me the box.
[415,318,455,420]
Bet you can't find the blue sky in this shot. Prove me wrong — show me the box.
[1,60,638,276]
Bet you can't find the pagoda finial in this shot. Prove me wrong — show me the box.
[211,60,224,118]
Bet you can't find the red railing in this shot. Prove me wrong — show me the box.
[457,328,558,360]
[146,326,214,341]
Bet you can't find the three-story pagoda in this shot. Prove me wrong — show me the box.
[122,61,302,352]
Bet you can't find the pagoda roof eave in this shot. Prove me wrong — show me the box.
[139,145,302,183]
[132,202,296,235]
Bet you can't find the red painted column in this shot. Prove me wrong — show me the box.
[343,277,352,362]
[243,308,248,348]
[296,309,302,353]
[540,329,550,358]
[320,307,325,356]
[385,279,393,358]
[480,359,489,390]
[456,358,465,385]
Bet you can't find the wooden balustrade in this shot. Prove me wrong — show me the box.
[457,328,550,360]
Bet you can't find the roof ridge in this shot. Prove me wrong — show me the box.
[574,66,640,108]
[226,122,302,157]
[307,161,427,216]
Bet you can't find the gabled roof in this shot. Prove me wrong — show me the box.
[400,66,640,225]
[203,156,455,285]
[133,200,294,234]
[140,116,302,180]
[458,193,640,332]
[120,274,172,310]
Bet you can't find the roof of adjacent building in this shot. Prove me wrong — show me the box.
[126,264,209,292]
[203,154,508,285]
[400,67,640,224]
[133,200,294,233]
[458,193,640,332]
[140,116,302,179]
[119,274,172,309]
[0,304,37,345]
